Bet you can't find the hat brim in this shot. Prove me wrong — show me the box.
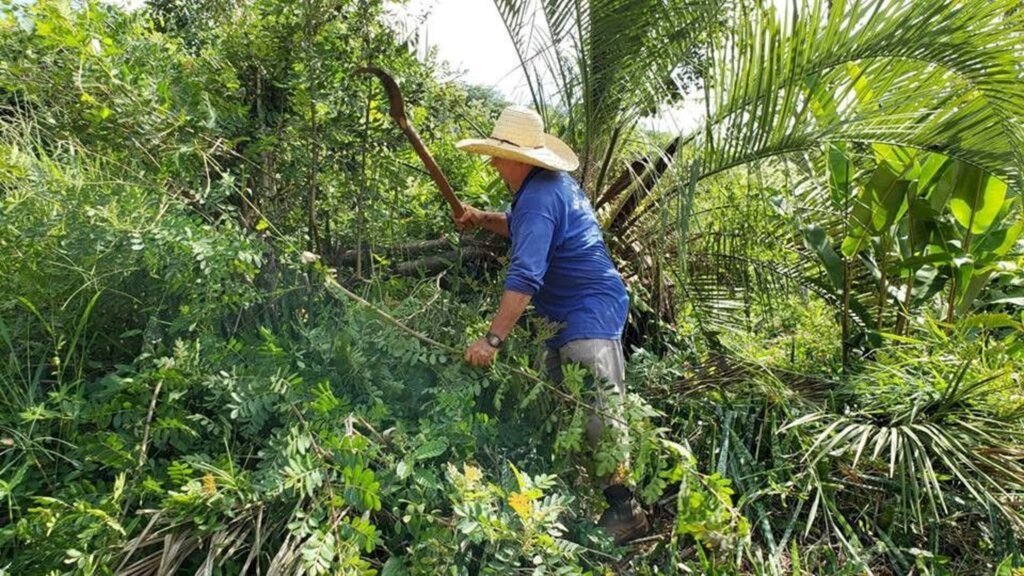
[456,134,579,172]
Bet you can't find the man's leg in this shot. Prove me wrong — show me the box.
[544,345,565,385]
[556,339,648,544]
[556,339,627,455]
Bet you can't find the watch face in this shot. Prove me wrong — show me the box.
[486,334,502,348]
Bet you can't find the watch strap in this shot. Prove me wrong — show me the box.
[485,331,505,349]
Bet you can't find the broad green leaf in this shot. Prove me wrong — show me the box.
[949,166,1007,234]
[961,313,1023,331]
[827,143,850,207]
[994,556,1016,576]
[382,557,409,576]
[892,252,953,272]
[906,197,941,254]
[842,162,909,257]
[872,144,918,179]
[868,165,910,232]
[413,438,448,461]
[917,153,950,193]
[906,196,941,223]
[803,224,844,290]
[956,270,992,317]
[842,181,875,258]
[972,218,1023,258]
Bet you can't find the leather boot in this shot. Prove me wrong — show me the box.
[596,484,650,544]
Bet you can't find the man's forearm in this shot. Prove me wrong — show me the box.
[478,211,509,238]
[489,290,531,339]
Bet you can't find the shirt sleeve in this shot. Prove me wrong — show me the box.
[504,210,556,296]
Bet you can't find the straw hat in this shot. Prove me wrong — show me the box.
[456,106,579,172]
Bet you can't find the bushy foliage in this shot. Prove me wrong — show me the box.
[0,3,744,574]
[1,1,1022,575]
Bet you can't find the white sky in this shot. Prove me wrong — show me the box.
[404,0,533,103]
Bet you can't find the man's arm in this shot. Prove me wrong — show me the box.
[463,290,531,367]
[455,205,509,238]
[488,290,531,339]
[464,203,556,368]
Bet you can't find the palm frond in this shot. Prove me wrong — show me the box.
[496,0,1024,359]
[697,0,1024,187]
[605,0,1024,242]
[790,366,1024,532]
[493,0,723,192]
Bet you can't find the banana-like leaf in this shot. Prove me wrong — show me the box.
[802,224,843,291]
[961,313,1023,331]
[948,164,1008,235]
[974,218,1024,258]
[841,161,910,257]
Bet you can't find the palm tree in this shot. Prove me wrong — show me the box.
[494,0,1024,353]
[493,0,1024,569]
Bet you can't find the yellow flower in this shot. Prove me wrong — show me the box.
[463,464,483,484]
[508,491,532,521]
[202,473,216,496]
[611,463,630,486]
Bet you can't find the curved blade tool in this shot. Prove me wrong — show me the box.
[356,67,464,218]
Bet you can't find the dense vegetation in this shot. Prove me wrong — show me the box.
[1,0,1022,574]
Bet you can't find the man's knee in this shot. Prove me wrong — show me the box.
[544,346,564,384]
[558,339,625,388]
[586,413,604,448]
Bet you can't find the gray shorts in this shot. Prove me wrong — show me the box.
[544,339,627,447]
[545,339,626,390]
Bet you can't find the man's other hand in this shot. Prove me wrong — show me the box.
[463,337,497,367]
[454,204,483,232]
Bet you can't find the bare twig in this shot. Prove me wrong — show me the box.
[137,381,163,468]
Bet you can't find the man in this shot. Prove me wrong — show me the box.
[454,105,649,544]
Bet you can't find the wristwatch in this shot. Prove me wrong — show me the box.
[484,331,505,349]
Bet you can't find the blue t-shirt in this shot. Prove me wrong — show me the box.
[503,168,629,348]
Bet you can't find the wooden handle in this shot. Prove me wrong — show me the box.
[356,67,464,218]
